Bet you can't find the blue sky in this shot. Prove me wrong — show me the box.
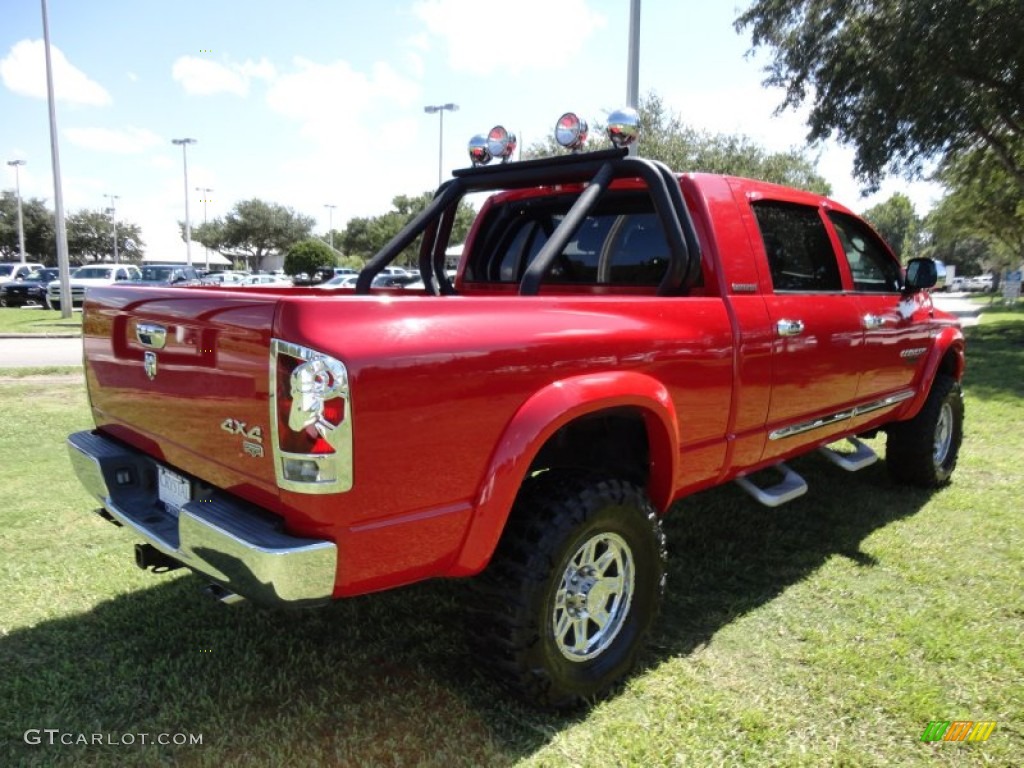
[1,0,941,260]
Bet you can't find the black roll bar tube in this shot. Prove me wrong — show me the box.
[356,179,465,294]
[649,159,703,286]
[519,162,616,296]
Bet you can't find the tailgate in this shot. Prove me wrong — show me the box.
[83,286,281,503]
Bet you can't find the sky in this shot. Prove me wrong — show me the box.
[1,0,943,262]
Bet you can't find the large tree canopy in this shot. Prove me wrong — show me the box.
[0,191,56,262]
[524,92,832,195]
[66,210,144,264]
[861,193,920,260]
[187,199,314,270]
[736,0,1024,191]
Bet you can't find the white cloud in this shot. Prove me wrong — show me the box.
[0,39,111,106]
[412,0,606,75]
[265,57,421,142]
[171,55,275,96]
[65,126,163,154]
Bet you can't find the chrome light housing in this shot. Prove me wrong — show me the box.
[555,112,588,151]
[486,125,517,163]
[606,107,639,148]
[468,134,491,166]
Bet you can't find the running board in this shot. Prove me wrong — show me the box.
[819,437,878,472]
[734,463,808,507]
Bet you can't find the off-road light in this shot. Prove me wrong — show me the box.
[555,112,588,151]
[468,134,491,166]
[486,125,517,163]
[606,107,639,148]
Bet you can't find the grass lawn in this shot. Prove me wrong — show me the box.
[1,312,1021,766]
[0,306,82,335]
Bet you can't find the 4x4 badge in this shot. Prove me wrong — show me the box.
[144,351,158,380]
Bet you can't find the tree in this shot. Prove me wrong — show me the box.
[861,193,921,260]
[66,209,144,264]
[0,191,56,263]
[340,192,477,264]
[186,199,315,270]
[523,92,832,194]
[284,238,335,278]
[735,0,1024,191]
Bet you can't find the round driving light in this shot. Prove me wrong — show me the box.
[555,112,588,151]
[468,134,491,166]
[486,125,517,163]
[606,107,639,148]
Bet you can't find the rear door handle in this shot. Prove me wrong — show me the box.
[776,319,805,337]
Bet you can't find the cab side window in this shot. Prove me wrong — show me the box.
[753,201,842,292]
[828,212,902,293]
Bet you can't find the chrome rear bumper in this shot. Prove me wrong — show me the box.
[67,430,338,606]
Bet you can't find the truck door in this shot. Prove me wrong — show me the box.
[748,200,865,461]
[826,210,932,400]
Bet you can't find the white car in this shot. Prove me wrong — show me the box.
[46,264,141,310]
[0,261,45,286]
[237,274,293,287]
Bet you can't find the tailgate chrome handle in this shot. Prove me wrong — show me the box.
[863,314,886,330]
[136,323,167,349]
[776,319,805,337]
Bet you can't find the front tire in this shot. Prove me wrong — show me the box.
[886,374,964,487]
[470,473,666,708]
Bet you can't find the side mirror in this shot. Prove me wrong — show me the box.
[904,258,937,294]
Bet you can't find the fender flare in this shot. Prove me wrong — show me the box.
[448,371,679,576]
[900,325,965,419]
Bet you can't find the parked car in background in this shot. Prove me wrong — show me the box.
[0,267,60,307]
[46,264,141,310]
[199,270,249,286]
[965,274,994,292]
[0,262,45,286]
[316,275,359,289]
[236,273,293,287]
[129,265,202,286]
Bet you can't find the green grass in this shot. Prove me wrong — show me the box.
[0,306,82,335]
[1,314,1022,766]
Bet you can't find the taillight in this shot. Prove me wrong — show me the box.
[270,340,353,493]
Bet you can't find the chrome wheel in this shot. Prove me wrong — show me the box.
[933,401,953,467]
[553,531,635,661]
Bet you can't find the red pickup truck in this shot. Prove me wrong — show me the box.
[68,116,965,707]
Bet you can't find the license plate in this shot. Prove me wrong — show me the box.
[158,466,191,515]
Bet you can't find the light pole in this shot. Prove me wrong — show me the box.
[6,160,26,264]
[423,103,458,186]
[324,204,336,251]
[196,186,213,270]
[104,193,119,263]
[172,138,197,266]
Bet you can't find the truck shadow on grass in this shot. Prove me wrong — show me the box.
[1,456,934,767]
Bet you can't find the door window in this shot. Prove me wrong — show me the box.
[828,212,902,293]
[752,201,842,292]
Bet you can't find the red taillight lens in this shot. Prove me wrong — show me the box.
[275,353,346,455]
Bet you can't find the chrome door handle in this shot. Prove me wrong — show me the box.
[776,319,805,337]
[136,322,167,349]
[863,314,886,330]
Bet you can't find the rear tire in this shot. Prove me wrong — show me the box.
[886,374,964,487]
[470,473,665,708]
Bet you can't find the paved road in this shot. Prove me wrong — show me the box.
[0,336,83,368]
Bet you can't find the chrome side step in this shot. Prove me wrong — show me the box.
[735,462,808,507]
[819,437,878,472]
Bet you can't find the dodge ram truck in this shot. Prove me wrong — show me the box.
[67,112,965,707]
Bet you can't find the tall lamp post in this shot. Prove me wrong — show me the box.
[423,103,458,186]
[172,138,197,266]
[196,186,213,270]
[6,160,26,263]
[324,204,336,251]
[104,193,119,263]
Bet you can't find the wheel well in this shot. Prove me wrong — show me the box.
[528,407,650,487]
[938,347,963,380]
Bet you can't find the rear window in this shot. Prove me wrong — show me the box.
[465,191,672,287]
[73,267,114,279]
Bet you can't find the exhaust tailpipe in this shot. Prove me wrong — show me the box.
[203,583,245,605]
[134,543,184,573]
